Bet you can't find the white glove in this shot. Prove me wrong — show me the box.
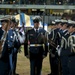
[56,45,61,56]
[57,48,61,56]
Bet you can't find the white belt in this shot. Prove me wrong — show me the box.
[29,44,43,47]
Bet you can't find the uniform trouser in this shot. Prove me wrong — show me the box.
[0,60,9,75]
[9,49,18,75]
[0,58,9,75]
[60,56,69,75]
[49,54,58,75]
[13,52,18,74]
[9,53,13,75]
[0,70,9,75]
[68,56,75,75]
[13,48,17,74]
[30,57,43,75]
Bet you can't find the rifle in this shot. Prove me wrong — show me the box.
[48,39,62,75]
[0,18,10,58]
[48,39,57,48]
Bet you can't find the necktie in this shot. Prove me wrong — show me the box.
[36,29,38,32]
[36,29,38,35]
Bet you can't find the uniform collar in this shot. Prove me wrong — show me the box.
[34,28,39,32]
[63,29,68,32]
[2,29,5,32]
[70,32,75,35]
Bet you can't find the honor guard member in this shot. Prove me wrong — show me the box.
[12,19,22,75]
[8,17,17,75]
[59,19,70,75]
[11,18,21,75]
[13,19,25,75]
[48,19,62,75]
[68,20,75,75]
[8,17,20,75]
[48,20,57,75]
[24,17,48,75]
[0,19,10,75]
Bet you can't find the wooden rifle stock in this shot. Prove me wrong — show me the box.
[48,39,57,48]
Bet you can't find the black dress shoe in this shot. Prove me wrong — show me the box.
[15,74,19,75]
[14,73,19,75]
[47,73,52,75]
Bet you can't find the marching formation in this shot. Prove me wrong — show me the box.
[48,18,75,75]
[0,15,75,75]
[0,17,25,75]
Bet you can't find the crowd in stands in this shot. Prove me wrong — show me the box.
[0,0,75,5]
[0,8,63,16]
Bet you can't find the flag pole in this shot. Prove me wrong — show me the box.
[43,4,46,29]
[19,0,21,14]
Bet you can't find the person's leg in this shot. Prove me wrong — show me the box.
[48,54,52,75]
[60,56,69,75]
[68,56,75,75]
[36,59,43,75]
[13,53,17,74]
[30,60,35,75]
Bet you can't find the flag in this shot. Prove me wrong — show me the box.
[14,13,48,31]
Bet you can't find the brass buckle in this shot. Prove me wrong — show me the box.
[35,44,37,46]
